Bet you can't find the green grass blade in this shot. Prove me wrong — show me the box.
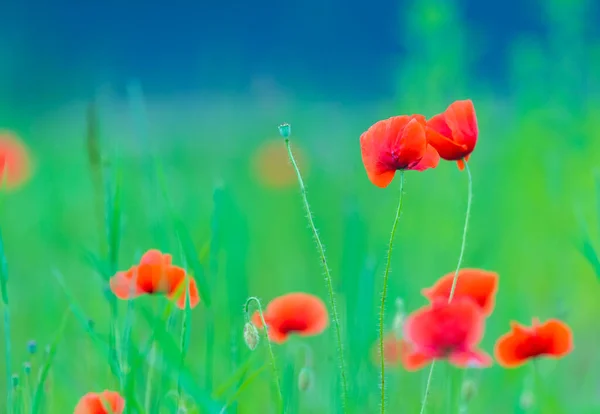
[154,163,212,307]
[137,305,221,413]
[0,220,13,413]
[219,365,269,414]
[30,309,70,414]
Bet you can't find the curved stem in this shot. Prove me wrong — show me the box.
[244,297,284,410]
[379,172,405,414]
[419,160,473,414]
[282,132,348,411]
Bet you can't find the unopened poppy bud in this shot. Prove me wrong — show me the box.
[23,362,31,375]
[11,374,18,387]
[278,123,291,139]
[519,390,534,410]
[461,380,477,402]
[297,367,313,391]
[243,322,259,351]
[27,340,37,354]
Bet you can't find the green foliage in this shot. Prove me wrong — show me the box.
[1,0,600,412]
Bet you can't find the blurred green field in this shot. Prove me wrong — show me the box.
[2,0,600,413]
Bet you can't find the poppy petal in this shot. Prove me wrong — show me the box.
[140,249,172,266]
[409,144,440,171]
[395,118,427,168]
[425,126,469,161]
[536,319,573,357]
[444,99,478,150]
[421,269,499,316]
[360,125,397,188]
[173,277,200,309]
[399,340,432,371]
[494,330,529,368]
[251,311,264,329]
[109,268,143,299]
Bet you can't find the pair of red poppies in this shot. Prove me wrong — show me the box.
[381,269,573,370]
[360,99,477,187]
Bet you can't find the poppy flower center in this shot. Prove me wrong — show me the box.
[278,318,309,334]
[515,336,550,359]
[380,150,409,171]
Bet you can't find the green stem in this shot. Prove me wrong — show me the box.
[282,133,348,411]
[244,297,284,411]
[379,172,405,414]
[0,227,12,414]
[419,160,473,414]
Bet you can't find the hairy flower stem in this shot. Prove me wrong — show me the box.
[282,129,348,411]
[419,160,473,414]
[244,297,284,411]
[379,172,405,414]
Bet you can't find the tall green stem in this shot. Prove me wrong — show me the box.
[379,172,405,414]
[244,297,283,410]
[281,126,348,411]
[0,224,12,413]
[419,160,473,414]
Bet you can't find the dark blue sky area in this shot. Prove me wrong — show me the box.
[0,0,569,105]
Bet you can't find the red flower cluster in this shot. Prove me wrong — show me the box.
[109,249,200,309]
[377,269,573,370]
[360,100,478,187]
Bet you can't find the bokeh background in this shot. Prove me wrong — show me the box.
[1,0,600,412]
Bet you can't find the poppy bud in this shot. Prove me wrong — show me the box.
[23,362,31,375]
[27,340,37,354]
[461,380,477,402]
[278,123,291,139]
[519,390,534,410]
[298,367,313,391]
[243,322,259,351]
[11,374,18,387]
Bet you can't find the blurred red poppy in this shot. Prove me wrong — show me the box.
[494,318,573,368]
[251,139,308,189]
[426,99,478,170]
[109,249,200,309]
[401,297,492,371]
[421,269,499,316]
[74,390,124,414]
[0,130,32,190]
[252,292,328,343]
[360,115,440,188]
[371,333,403,366]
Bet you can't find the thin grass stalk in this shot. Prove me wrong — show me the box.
[0,215,12,413]
[279,124,348,411]
[419,160,473,414]
[244,297,283,411]
[378,172,405,413]
[176,264,192,411]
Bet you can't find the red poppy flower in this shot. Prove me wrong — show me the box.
[251,139,309,189]
[421,269,499,316]
[400,297,492,371]
[426,99,478,170]
[360,115,440,188]
[0,130,32,190]
[109,249,200,309]
[494,318,573,368]
[371,333,403,366]
[251,292,329,344]
[74,390,125,414]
